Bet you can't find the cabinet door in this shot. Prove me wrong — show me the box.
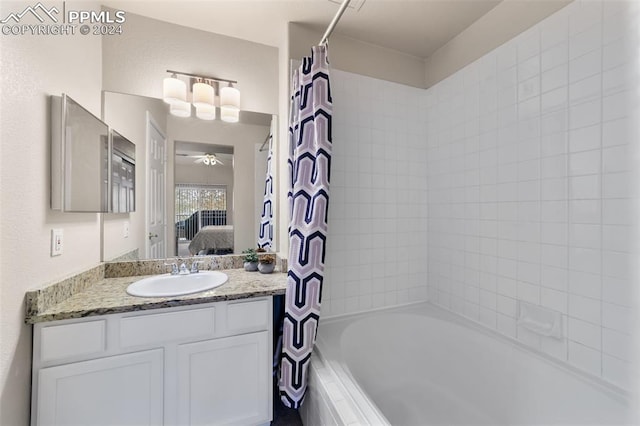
[177,331,270,426]
[37,349,163,426]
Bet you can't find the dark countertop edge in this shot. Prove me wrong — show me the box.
[26,287,286,324]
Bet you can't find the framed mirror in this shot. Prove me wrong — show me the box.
[51,94,110,212]
[101,91,275,262]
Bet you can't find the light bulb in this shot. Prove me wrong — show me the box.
[196,104,216,120]
[192,82,215,108]
[221,106,239,123]
[163,76,187,105]
[220,85,240,110]
[169,100,191,117]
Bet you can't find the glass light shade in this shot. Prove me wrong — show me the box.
[220,86,240,110]
[163,77,187,105]
[192,82,215,108]
[195,104,216,121]
[169,100,191,118]
[220,106,239,123]
[203,157,210,165]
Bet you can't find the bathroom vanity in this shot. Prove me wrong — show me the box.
[26,263,286,426]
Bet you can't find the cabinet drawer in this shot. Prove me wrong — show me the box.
[227,299,269,332]
[120,307,215,348]
[40,320,106,362]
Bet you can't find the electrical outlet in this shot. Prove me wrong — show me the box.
[51,229,63,256]
[124,221,130,238]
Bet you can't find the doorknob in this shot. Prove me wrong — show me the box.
[148,233,158,240]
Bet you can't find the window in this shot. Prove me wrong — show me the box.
[175,184,227,240]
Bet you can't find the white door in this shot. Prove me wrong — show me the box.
[177,332,271,426]
[147,114,167,258]
[36,349,164,426]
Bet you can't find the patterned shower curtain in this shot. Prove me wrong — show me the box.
[258,134,273,249]
[279,45,332,409]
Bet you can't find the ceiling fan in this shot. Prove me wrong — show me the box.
[177,153,224,166]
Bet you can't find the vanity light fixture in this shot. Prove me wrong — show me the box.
[163,70,240,122]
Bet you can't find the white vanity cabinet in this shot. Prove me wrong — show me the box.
[31,297,273,426]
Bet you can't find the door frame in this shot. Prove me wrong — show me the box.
[145,112,167,259]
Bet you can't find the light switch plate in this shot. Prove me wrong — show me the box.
[51,229,63,256]
[124,221,130,238]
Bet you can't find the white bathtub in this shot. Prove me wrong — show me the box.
[301,303,634,425]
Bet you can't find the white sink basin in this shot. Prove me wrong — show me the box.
[126,271,228,297]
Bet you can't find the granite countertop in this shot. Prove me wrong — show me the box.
[26,268,287,324]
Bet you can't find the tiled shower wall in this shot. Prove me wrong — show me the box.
[321,69,429,317]
[426,0,638,390]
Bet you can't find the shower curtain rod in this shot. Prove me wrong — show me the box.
[319,0,352,45]
[259,133,272,152]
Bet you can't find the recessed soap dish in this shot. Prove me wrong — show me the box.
[517,301,563,339]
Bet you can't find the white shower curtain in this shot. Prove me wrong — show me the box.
[279,44,333,409]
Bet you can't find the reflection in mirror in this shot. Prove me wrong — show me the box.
[101,91,274,261]
[174,142,234,256]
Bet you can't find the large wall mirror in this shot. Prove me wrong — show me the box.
[102,91,275,261]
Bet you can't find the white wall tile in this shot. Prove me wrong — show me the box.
[542,43,569,72]
[569,49,602,83]
[541,87,568,115]
[568,317,602,349]
[569,99,602,130]
[541,244,568,269]
[570,199,601,224]
[541,287,568,313]
[603,354,632,390]
[570,224,601,249]
[569,270,602,299]
[603,328,631,361]
[569,24,602,60]
[542,64,568,94]
[602,225,631,253]
[569,149,601,176]
[569,74,601,106]
[541,132,568,157]
[569,247,602,274]
[569,124,601,152]
[518,55,541,81]
[541,266,569,291]
[569,341,602,376]
[602,302,632,334]
[541,200,568,222]
[569,175,600,199]
[602,145,630,173]
[602,172,630,199]
[569,294,602,324]
[422,0,636,391]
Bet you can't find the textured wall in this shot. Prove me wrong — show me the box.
[102,11,279,115]
[0,1,103,424]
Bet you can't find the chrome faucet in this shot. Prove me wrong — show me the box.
[164,262,179,275]
[190,261,204,274]
[179,262,190,275]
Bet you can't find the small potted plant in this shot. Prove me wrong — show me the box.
[242,249,258,271]
[257,250,276,274]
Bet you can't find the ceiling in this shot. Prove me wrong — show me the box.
[175,141,234,166]
[102,0,506,60]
